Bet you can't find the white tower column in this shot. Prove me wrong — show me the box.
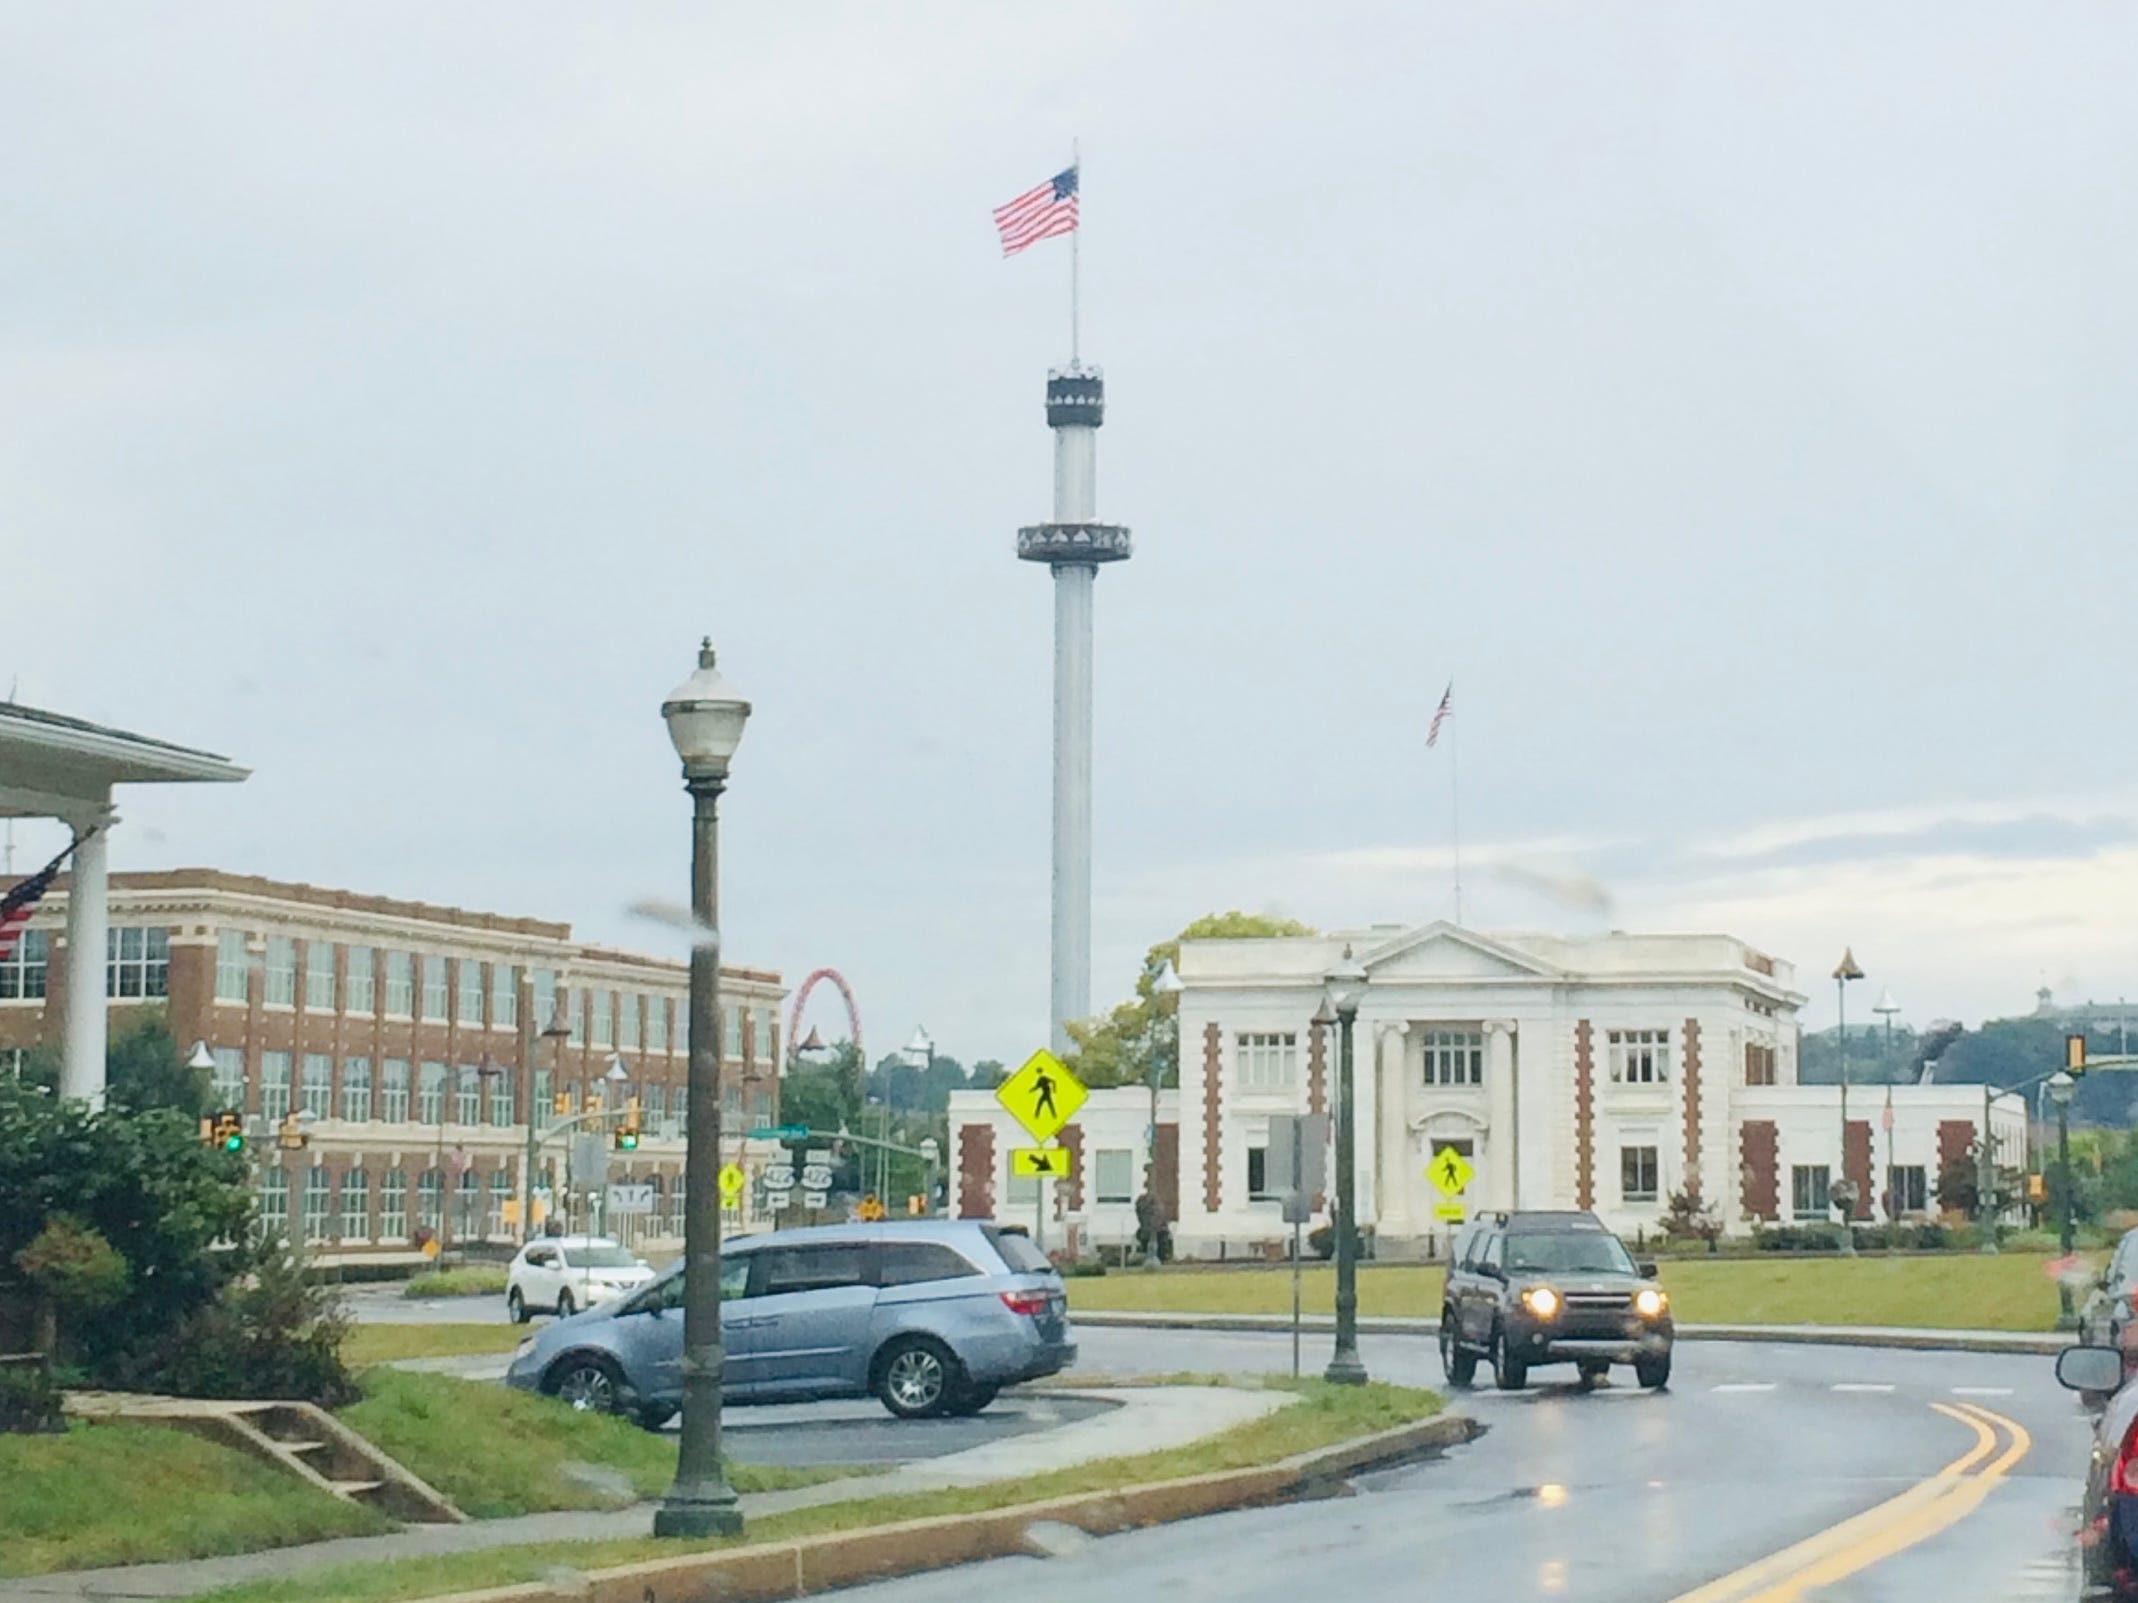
[1485,1020,1518,1210]
[61,803,112,1105]
[1375,1023,1413,1238]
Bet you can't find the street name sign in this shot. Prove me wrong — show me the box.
[996,1049,1087,1144]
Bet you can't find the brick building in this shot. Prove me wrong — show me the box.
[0,869,786,1251]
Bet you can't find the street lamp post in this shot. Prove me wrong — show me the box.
[653,637,750,1542]
[2051,1070,2079,1330]
[520,998,572,1242]
[1873,988,1900,1227]
[1322,946,1369,1386]
[1149,959,1185,1269]
[903,1028,935,1208]
[1832,949,1864,1255]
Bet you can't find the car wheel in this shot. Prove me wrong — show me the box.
[1577,1361,1610,1386]
[943,1383,999,1418]
[1493,1326,1528,1391]
[556,1288,576,1319]
[547,1353,625,1414]
[507,1288,528,1325]
[875,1336,958,1419]
[1439,1315,1478,1388]
[1635,1351,1672,1390]
[637,1403,677,1432]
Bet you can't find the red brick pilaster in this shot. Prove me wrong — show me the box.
[1844,1119,1874,1220]
[1574,1019,1595,1209]
[1937,1119,1976,1209]
[1058,1123,1085,1213]
[1740,1119,1778,1221]
[1153,1124,1180,1222]
[957,1124,995,1219]
[1681,1018,1703,1201]
[1202,1022,1224,1213]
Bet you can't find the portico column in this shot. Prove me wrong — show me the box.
[61,804,112,1105]
[1485,1020,1517,1211]
[1375,1022,1412,1237]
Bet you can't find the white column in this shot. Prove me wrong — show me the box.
[61,804,112,1105]
[1485,1020,1517,1210]
[1048,563,1094,1056]
[1375,1023,1412,1237]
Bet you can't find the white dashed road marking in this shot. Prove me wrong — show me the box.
[1950,1386,2016,1397]
[1710,1383,1778,1393]
[1830,1383,1896,1393]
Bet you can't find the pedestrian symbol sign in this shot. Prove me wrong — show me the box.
[1429,1145,1474,1199]
[1011,1146,1071,1179]
[996,1049,1087,1144]
[717,1162,745,1199]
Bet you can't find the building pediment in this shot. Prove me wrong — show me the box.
[1358,922,1566,984]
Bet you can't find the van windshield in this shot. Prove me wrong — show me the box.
[1504,1233,1636,1276]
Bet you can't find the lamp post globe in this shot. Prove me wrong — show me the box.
[1323,946,1370,1386]
[653,638,749,1541]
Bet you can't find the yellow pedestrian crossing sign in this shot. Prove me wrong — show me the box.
[1429,1145,1474,1199]
[1011,1146,1072,1179]
[718,1162,745,1199]
[996,1049,1087,1144]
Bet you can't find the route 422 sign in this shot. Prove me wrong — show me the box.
[995,1049,1087,1144]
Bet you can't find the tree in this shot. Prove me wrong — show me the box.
[969,1059,1007,1090]
[1064,911,1316,1089]
[10,1010,207,1115]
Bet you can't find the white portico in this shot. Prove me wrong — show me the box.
[1172,921,1807,1256]
[0,701,247,1102]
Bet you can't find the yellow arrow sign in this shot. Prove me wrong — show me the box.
[1434,1202,1467,1222]
[1428,1145,1475,1199]
[718,1162,745,1199]
[1011,1146,1072,1179]
[996,1049,1087,1144]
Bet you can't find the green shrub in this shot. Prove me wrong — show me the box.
[401,1266,508,1299]
[145,1236,356,1409]
[0,1361,63,1435]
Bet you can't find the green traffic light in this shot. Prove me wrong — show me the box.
[616,1131,639,1151]
[222,1133,245,1153]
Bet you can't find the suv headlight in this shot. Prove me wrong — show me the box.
[1635,1287,1668,1318]
[1521,1286,1560,1319]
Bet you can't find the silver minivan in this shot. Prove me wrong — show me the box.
[504,1220,1075,1423]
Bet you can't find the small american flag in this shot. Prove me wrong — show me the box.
[1427,682,1453,748]
[993,166,1079,257]
[1880,1083,1895,1133]
[0,839,74,962]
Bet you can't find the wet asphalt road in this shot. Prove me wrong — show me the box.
[835,1327,2093,1603]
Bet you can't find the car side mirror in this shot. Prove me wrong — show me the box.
[2057,1345,2124,1395]
[1638,1261,1659,1280]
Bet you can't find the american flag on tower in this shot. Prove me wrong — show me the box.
[1427,682,1454,748]
[993,166,1079,257]
[0,839,75,963]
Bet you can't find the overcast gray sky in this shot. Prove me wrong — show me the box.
[8,5,2138,1064]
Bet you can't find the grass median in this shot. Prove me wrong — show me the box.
[1066,1252,2075,1331]
[197,1377,1443,1603]
[345,1324,527,1365]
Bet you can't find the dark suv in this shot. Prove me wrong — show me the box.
[1439,1210,1674,1390]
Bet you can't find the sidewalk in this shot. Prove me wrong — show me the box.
[0,1385,1290,1603]
[1070,1308,2067,1355]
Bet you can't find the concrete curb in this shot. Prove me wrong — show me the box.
[1068,1309,2068,1355]
[407,1411,1481,1603]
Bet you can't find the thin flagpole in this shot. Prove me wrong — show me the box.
[1070,138,1081,364]
[1450,688,1463,925]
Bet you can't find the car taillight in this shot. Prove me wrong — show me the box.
[1000,1290,1050,1317]
[2112,1416,2138,1497]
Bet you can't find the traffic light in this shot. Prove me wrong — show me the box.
[2068,1033,2088,1076]
[552,1092,574,1116]
[615,1096,641,1152]
[277,1111,309,1151]
[210,1109,245,1154]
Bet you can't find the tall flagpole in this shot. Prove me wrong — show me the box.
[1070,137,1081,363]
[1450,683,1463,926]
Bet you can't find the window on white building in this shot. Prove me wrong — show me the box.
[264,936,296,1006]
[214,930,250,1002]
[1422,1029,1484,1087]
[0,928,48,1001]
[1792,1164,1830,1221]
[1007,1168,1039,1207]
[1888,1164,1928,1215]
[1608,1029,1670,1084]
[346,947,375,1014]
[1247,1146,1280,1200]
[1620,1145,1659,1203]
[1744,1041,1777,1086]
[342,1058,371,1123]
[1094,1149,1134,1204]
[1235,1033,1297,1093]
[107,926,170,999]
[303,941,335,1011]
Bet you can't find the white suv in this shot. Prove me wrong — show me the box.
[507,1235,657,1323]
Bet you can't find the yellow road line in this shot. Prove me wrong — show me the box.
[1660,1402,2025,1603]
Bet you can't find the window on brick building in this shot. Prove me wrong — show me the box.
[342,1057,371,1123]
[385,952,413,1015]
[380,1168,408,1238]
[260,1052,292,1120]
[1422,1028,1484,1087]
[106,926,169,999]
[592,991,614,1048]
[455,1066,480,1125]
[301,1053,332,1118]
[264,936,296,1006]
[619,995,639,1049]
[418,1061,445,1124]
[417,1168,443,1231]
[211,1047,245,1109]
[346,947,375,1013]
[259,1164,290,1238]
[421,957,448,1021]
[492,964,518,1030]
[1234,1033,1297,1093]
[304,942,335,1011]
[0,928,48,1001]
[214,929,250,1002]
[381,1058,410,1123]
[1608,1029,1670,1084]
[458,961,484,1026]
[488,1073,513,1127]
[303,1166,331,1241]
[342,1167,370,1241]
[1620,1145,1659,1203]
[647,998,668,1053]
[532,1068,552,1127]
[533,969,558,1032]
